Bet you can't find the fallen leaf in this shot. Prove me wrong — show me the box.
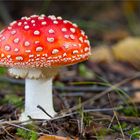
[90,45,114,63]
[38,135,78,140]
[38,135,69,140]
[112,37,140,69]
[90,37,140,70]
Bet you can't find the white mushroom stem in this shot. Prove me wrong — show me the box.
[20,78,56,120]
[9,67,59,121]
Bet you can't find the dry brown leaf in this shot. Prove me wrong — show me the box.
[90,37,140,69]
[90,45,114,63]
[38,135,79,140]
[112,37,140,69]
[38,135,69,140]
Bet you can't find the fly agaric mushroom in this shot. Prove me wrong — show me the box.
[0,15,91,121]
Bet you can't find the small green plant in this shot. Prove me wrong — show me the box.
[121,106,138,117]
[128,127,140,139]
[77,98,92,126]
[16,128,38,140]
[54,81,65,87]
[83,112,93,126]
[112,122,127,132]
[78,63,94,79]
[4,94,23,108]
[0,67,7,75]
[95,128,108,140]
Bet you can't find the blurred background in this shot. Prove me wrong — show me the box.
[0,0,140,46]
[0,1,140,108]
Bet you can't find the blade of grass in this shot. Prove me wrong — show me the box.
[61,72,140,114]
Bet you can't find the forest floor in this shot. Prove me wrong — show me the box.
[0,1,140,140]
[0,61,140,140]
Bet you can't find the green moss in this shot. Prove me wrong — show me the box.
[112,122,127,132]
[95,128,109,140]
[16,128,38,140]
[0,67,7,75]
[120,106,139,117]
[3,94,23,108]
[78,63,94,79]
[128,127,140,139]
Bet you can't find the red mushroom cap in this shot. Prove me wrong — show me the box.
[0,15,91,68]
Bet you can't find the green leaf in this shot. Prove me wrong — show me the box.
[16,128,38,140]
[78,63,94,79]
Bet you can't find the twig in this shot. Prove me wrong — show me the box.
[37,105,53,119]
[4,122,42,135]
[108,93,125,139]
[113,111,125,139]
[0,107,118,126]
[1,126,14,138]
[49,107,119,121]
[107,114,115,129]
[0,106,140,127]
[0,120,32,126]
[80,109,84,134]
[118,116,140,124]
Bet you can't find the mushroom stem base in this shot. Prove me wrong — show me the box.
[20,78,56,121]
